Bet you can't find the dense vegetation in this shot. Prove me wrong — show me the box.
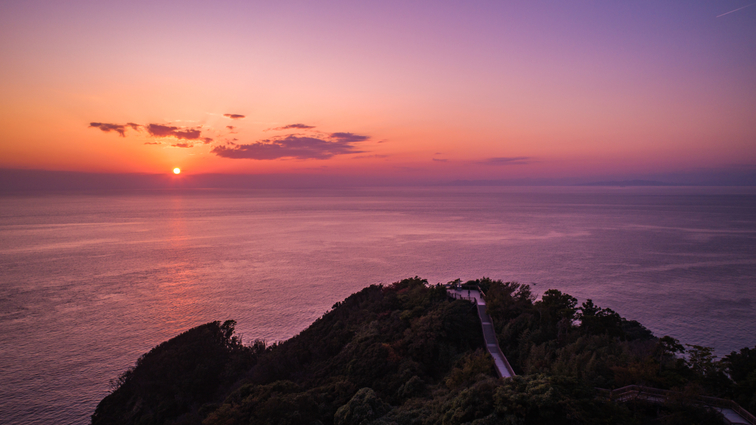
[92,320,264,424]
[93,277,756,425]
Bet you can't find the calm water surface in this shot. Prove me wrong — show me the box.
[1,187,755,424]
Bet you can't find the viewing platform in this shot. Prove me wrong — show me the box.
[447,286,516,379]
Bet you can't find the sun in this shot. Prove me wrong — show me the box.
[173,168,181,174]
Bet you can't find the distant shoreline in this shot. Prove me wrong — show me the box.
[3,168,756,192]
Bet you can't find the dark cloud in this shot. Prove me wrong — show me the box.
[89,122,126,137]
[145,124,201,140]
[144,141,161,145]
[432,158,448,162]
[89,122,142,137]
[226,126,235,130]
[212,134,368,160]
[479,157,531,165]
[329,132,369,142]
[90,121,207,142]
[172,142,194,148]
[266,123,316,131]
[223,114,245,119]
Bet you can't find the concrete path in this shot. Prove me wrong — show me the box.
[447,289,755,423]
[717,408,751,424]
[448,288,516,378]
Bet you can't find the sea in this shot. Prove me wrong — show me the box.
[1,186,755,424]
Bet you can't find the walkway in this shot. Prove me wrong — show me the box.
[599,385,756,425]
[447,288,754,424]
[448,287,516,379]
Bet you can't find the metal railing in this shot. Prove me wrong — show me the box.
[475,302,517,378]
[448,292,477,302]
[447,284,516,378]
[597,385,756,424]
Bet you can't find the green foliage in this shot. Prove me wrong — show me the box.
[334,388,390,425]
[492,375,606,424]
[577,299,623,338]
[722,346,756,412]
[444,350,496,390]
[480,278,752,412]
[94,277,753,425]
[621,319,654,341]
[686,345,718,377]
[92,320,260,425]
[202,380,321,425]
[202,278,487,424]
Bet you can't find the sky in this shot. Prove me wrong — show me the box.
[1,0,755,184]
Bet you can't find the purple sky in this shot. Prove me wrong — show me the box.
[1,0,755,185]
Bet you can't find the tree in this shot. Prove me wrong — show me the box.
[722,346,756,412]
[534,290,578,343]
[656,336,685,373]
[686,344,717,377]
[538,290,578,322]
[577,299,624,338]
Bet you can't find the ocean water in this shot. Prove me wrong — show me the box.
[1,186,755,424]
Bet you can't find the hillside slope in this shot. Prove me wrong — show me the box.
[93,277,753,425]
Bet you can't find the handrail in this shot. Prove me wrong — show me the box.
[474,302,516,378]
[597,385,756,424]
[472,285,517,377]
[447,285,516,378]
[735,405,756,424]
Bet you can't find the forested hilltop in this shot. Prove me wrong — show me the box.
[92,278,756,425]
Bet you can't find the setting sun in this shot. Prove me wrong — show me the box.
[173,168,180,174]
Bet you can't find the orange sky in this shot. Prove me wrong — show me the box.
[1,1,755,183]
